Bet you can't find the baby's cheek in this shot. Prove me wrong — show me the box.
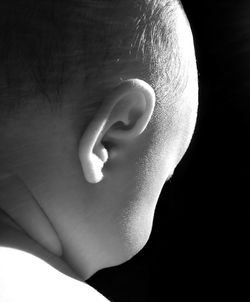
[114,199,155,259]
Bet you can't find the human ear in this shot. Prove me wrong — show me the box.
[78,79,156,184]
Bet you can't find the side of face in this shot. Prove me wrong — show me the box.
[52,7,198,278]
[76,5,198,278]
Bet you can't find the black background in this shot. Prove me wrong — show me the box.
[88,1,249,300]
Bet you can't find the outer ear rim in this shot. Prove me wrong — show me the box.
[78,79,156,184]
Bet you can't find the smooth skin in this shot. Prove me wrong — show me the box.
[0,4,198,301]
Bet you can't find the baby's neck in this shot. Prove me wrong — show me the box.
[0,210,82,281]
[0,208,22,231]
[0,171,82,282]
[0,173,63,256]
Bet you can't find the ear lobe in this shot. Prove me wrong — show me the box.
[78,79,156,184]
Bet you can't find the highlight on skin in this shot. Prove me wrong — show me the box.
[0,0,198,286]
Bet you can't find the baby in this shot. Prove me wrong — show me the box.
[0,0,198,300]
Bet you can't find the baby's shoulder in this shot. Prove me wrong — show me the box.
[0,247,109,302]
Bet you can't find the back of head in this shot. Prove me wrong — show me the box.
[0,0,188,120]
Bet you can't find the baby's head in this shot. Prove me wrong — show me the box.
[0,0,198,279]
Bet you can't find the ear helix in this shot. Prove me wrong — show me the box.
[79,79,156,184]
